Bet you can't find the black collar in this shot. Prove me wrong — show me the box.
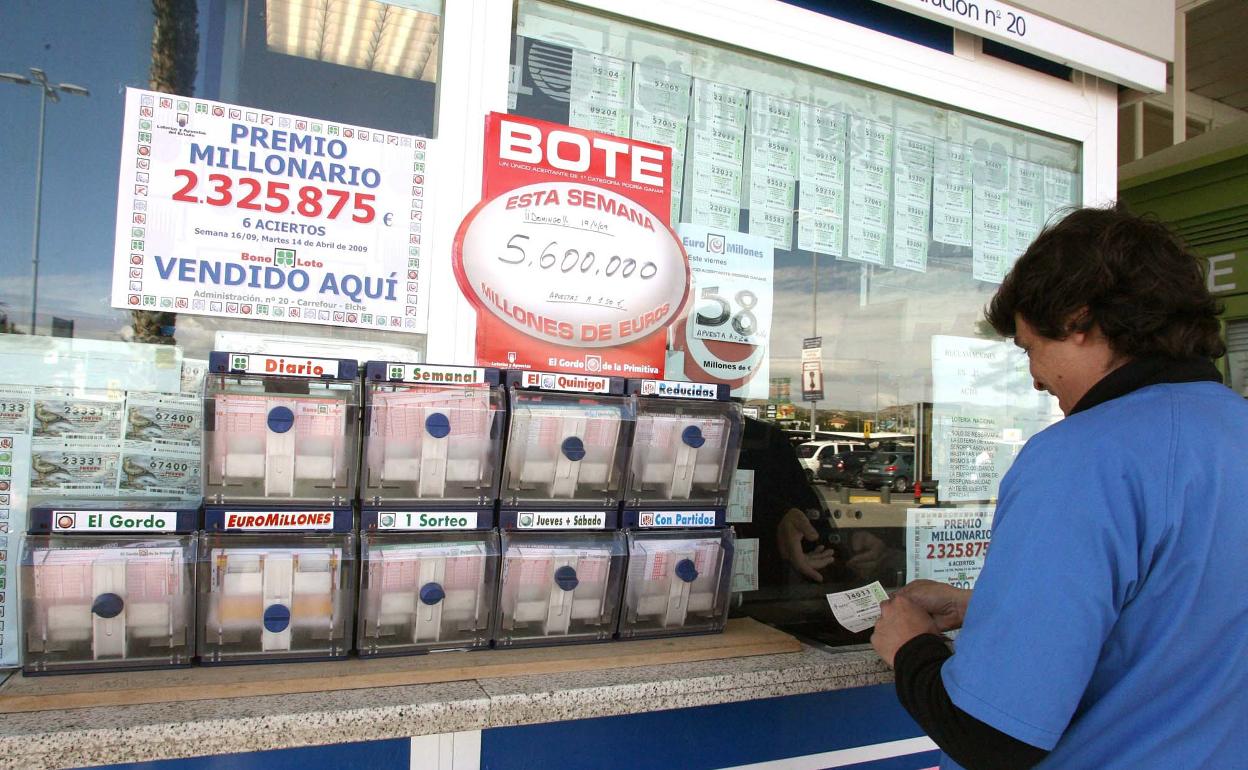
[1069,356,1224,415]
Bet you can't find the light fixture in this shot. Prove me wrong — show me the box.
[265,0,441,81]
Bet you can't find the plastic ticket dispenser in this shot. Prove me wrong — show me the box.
[357,362,503,656]
[21,501,198,674]
[199,352,357,663]
[495,371,631,647]
[618,380,741,639]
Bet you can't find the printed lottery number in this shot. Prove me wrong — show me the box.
[696,287,758,337]
[171,170,376,223]
[501,235,658,280]
[925,542,989,559]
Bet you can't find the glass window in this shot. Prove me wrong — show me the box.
[510,0,1078,645]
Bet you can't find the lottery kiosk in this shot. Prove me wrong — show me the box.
[197,352,358,663]
[493,370,632,647]
[617,379,740,639]
[356,361,504,656]
[20,501,198,674]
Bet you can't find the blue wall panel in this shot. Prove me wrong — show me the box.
[481,684,928,770]
[89,737,410,770]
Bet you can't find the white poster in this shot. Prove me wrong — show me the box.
[631,64,692,223]
[844,118,893,265]
[906,507,994,589]
[686,79,748,230]
[667,226,773,400]
[797,104,847,257]
[971,150,1012,283]
[932,141,973,247]
[110,88,430,333]
[930,335,1059,501]
[570,50,632,137]
[891,130,934,272]
[746,93,798,251]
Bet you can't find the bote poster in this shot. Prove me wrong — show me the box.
[453,113,689,375]
[110,88,429,333]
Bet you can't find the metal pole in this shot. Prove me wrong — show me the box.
[29,86,48,334]
[874,362,880,431]
[810,250,817,440]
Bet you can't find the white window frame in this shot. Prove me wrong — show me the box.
[424,0,1119,365]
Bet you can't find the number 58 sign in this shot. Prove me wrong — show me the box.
[680,226,773,347]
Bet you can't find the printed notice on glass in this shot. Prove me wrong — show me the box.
[726,468,754,523]
[631,64,692,223]
[746,93,798,250]
[730,537,759,592]
[826,581,889,633]
[797,104,847,257]
[109,87,431,334]
[906,507,993,589]
[972,150,1012,283]
[930,335,1059,501]
[891,130,934,272]
[932,141,973,247]
[1005,159,1043,254]
[569,50,632,138]
[1043,166,1079,221]
[845,119,893,265]
[687,79,747,230]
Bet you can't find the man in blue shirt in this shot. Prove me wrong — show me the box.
[870,206,1248,769]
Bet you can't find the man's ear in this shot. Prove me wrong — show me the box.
[1063,307,1093,341]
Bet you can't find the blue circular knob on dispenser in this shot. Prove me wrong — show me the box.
[675,559,699,583]
[419,582,446,605]
[425,411,451,438]
[91,593,125,619]
[560,436,586,461]
[266,405,295,433]
[263,603,292,633]
[553,565,579,591]
[681,425,706,448]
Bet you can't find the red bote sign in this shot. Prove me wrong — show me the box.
[453,113,690,376]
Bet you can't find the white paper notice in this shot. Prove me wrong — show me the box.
[906,507,993,589]
[826,581,889,633]
[746,93,798,250]
[569,50,632,137]
[972,150,1012,283]
[687,79,747,230]
[0,432,31,667]
[932,141,973,247]
[845,119,893,265]
[631,64,692,223]
[730,537,759,592]
[726,468,755,523]
[797,104,847,257]
[891,130,934,272]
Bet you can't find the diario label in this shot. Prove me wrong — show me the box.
[376,511,477,530]
[515,511,606,529]
[228,353,341,378]
[638,510,718,527]
[222,510,336,529]
[52,510,176,532]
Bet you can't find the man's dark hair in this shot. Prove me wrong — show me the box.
[985,205,1225,359]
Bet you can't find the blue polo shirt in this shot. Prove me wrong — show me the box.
[940,381,1248,768]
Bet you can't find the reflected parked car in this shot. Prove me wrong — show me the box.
[859,451,914,492]
[816,450,875,488]
[796,441,866,482]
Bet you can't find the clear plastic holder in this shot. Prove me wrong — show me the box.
[618,528,735,639]
[361,362,504,506]
[357,529,499,656]
[21,532,198,673]
[502,389,634,508]
[202,352,360,505]
[197,531,355,663]
[495,530,626,646]
[624,380,743,508]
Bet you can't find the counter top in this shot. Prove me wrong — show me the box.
[0,643,892,769]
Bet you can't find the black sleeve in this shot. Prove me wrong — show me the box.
[893,634,1050,770]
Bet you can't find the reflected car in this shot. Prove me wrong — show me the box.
[859,451,915,492]
[816,450,875,488]
[796,441,866,482]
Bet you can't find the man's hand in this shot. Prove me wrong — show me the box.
[871,594,941,667]
[776,507,835,582]
[895,579,972,632]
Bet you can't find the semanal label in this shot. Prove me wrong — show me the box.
[515,511,606,529]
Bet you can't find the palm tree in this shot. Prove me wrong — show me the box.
[132,0,198,345]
